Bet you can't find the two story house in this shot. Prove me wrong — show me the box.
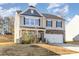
[14,6,65,44]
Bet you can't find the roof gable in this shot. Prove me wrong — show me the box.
[20,6,42,17]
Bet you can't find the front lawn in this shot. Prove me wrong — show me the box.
[0,35,14,42]
[0,44,59,56]
[65,41,79,44]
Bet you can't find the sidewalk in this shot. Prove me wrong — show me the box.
[52,43,79,52]
[62,53,79,56]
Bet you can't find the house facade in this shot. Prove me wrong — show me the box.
[0,16,3,34]
[14,6,65,44]
[2,17,9,34]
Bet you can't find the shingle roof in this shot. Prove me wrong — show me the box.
[42,13,64,20]
[29,6,35,8]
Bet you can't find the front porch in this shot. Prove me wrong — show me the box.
[20,28,45,44]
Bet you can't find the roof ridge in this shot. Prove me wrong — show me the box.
[42,13,61,17]
[41,12,52,15]
[42,12,60,17]
[42,12,64,20]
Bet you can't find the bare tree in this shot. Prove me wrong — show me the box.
[0,16,3,34]
[3,16,14,34]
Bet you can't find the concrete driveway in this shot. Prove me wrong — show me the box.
[52,43,79,52]
[35,44,78,55]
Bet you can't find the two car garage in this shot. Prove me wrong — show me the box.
[44,34,64,43]
[44,30,64,43]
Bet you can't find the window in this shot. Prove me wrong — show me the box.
[31,10,34,14]
[35,19,40,26]
[30,19,34,25]
[25,19,29,25]
[56,21,62,28]
[24,17,29,25]
[23,17,40,26]
[46,20,52,27]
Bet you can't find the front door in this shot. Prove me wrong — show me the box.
[38,31,44,42]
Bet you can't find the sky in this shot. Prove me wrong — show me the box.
[0,3,79,22]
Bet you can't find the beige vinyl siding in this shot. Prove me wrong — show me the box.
[20,15,65,30]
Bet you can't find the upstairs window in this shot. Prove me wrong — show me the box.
[25,19,29,25]
[23,17,40,26]
[56,20,62,28]
[35,19,40,26]
[24,17,29,25]
[46,20,52,27]
[30,19,34,25]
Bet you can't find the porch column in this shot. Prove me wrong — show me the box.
[14,12,21,43]
[36,29,38,38]
[35,29,38,43]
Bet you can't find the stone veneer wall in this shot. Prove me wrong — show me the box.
[46,30,64,34]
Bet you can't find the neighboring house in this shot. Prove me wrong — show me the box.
[2,17,9,34]
[14,6,65,44]
[66,15,79,42]
[0,16,3,34]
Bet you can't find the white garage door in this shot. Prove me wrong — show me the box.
[44,34,63,43]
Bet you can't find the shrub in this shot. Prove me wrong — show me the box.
[22,31,38,44]
[22,32,31,44]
